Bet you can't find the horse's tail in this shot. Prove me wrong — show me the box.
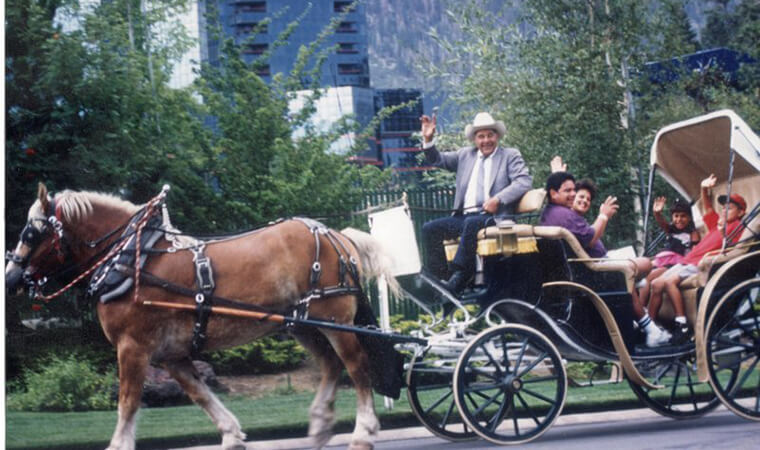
[340,227,400,297]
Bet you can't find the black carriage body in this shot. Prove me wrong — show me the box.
[479,237,638,361]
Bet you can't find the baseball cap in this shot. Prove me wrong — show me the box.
[718,193,747,211]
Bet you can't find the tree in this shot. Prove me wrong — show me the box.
[420,0,759,249]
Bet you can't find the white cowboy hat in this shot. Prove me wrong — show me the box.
[464,112,507,142]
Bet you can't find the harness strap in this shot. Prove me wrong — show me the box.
[190,245,215,358]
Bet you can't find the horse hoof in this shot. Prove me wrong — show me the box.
[310,429,334,449]
[222,444,246,450]
[348,441,374,450]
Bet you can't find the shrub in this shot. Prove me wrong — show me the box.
[207,336,308,375]
[7,354,117,412]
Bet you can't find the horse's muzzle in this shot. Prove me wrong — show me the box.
[5,264,24,293]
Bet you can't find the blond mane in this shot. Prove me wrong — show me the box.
[52,190,142,223]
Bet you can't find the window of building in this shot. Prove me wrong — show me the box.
[338,63,363,75]
[255,64,270,76]
[337,42,358,54]
[237,1,266,13]
[236,23,267,35]
[336,21,357,33]
[243,43,268,55]
[334,1,353,13]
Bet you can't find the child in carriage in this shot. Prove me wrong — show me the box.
[651,196,700,269]
[647,174,747,344]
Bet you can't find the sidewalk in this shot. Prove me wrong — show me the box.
[175,406,679,450]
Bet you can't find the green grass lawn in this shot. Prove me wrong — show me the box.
[6,383,646,450]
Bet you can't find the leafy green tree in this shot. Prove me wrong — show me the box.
[420,0,759,249]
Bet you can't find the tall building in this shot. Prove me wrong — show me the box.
[289,86,377,156]
[374,89,427,175]
[200,0,370,87]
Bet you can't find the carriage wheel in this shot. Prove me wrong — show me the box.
[705,278,760,421]
[406,348,477,441]
[628,349,727,419]
[452,324,566,445]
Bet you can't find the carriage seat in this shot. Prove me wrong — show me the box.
[528,226,638,292]
[443,188,546,260]
[657,208,760,325]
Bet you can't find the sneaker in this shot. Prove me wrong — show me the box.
[646,327,672,347]
[670,326,693,345]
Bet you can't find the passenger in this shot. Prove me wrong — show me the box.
[651,196,700,268]
[420,112,532,295]
[550,156,597,217]
[541,171,668,347]
[641,197,701,301]
[648,174,746,344]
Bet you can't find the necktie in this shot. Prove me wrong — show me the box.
[475,156,485,207]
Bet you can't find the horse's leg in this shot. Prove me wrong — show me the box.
[164,358,246,450]
[323,331,378,450]
[294,331,343,449]
[108,340,150,450]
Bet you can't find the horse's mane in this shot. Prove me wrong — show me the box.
[52,190,142,223]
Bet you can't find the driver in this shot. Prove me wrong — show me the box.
[420,112,532,295]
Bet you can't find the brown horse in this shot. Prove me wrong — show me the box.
[6,184,400,450]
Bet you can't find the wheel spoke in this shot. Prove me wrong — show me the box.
[684,363,699,411]
[469,364,500,381]
[424,389,453,415]
[416,382,454,391]
[667,363,682,409]
[489,392,510,432]
[521,374,560,384]
[513,338,529,373]
[472,389,504,418]
[517,351,549,377]
[510,394,520,436]
[500,333,511,372]
[480,342,504,377]
[439,395,456,429]
[729,355,759,396]
[521,387,557,405]
[515,392,541,426]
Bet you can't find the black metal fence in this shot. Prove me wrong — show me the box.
[357,188,455,320]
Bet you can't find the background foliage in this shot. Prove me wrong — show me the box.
[421,0,759,249]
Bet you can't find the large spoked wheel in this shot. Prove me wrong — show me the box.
[705,278,760,421]
[628,349,726,419]
[452,324,567,445]
[406,348,477,441]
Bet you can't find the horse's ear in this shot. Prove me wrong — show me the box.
[38,182,50,212]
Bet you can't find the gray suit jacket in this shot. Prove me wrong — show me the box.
[424,145,532,218]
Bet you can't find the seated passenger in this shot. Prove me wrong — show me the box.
[648,174,746,344]
[541,171,668,347]
[641,196,701,301]
[550,156,596,218]
[420,111,532,295]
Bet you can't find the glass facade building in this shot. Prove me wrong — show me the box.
[374,89,427,175]
[200,0,370,87]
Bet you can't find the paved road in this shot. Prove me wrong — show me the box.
[178,406,758,450]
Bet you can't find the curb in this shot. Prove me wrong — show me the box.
[175,406,695,449]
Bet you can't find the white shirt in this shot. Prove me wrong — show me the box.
[463,152,493,212]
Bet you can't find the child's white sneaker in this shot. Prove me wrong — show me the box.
[646,326,672,347]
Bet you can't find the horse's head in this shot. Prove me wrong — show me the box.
[6,183,70,294]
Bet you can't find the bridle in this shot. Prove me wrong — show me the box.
[10,187,170,303]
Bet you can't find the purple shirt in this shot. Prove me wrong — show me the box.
[540,203,607,258]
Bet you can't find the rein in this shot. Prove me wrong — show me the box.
[34,187,169,303]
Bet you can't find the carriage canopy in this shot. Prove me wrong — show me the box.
[649,109,760,203]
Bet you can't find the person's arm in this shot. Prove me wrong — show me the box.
[589,196,619,247]
[690,229,701,244]
[550,155,567,173]
[420,114,458,171]
[700,174,717,216]
[491,149,533,209]
[652,196,670,232]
